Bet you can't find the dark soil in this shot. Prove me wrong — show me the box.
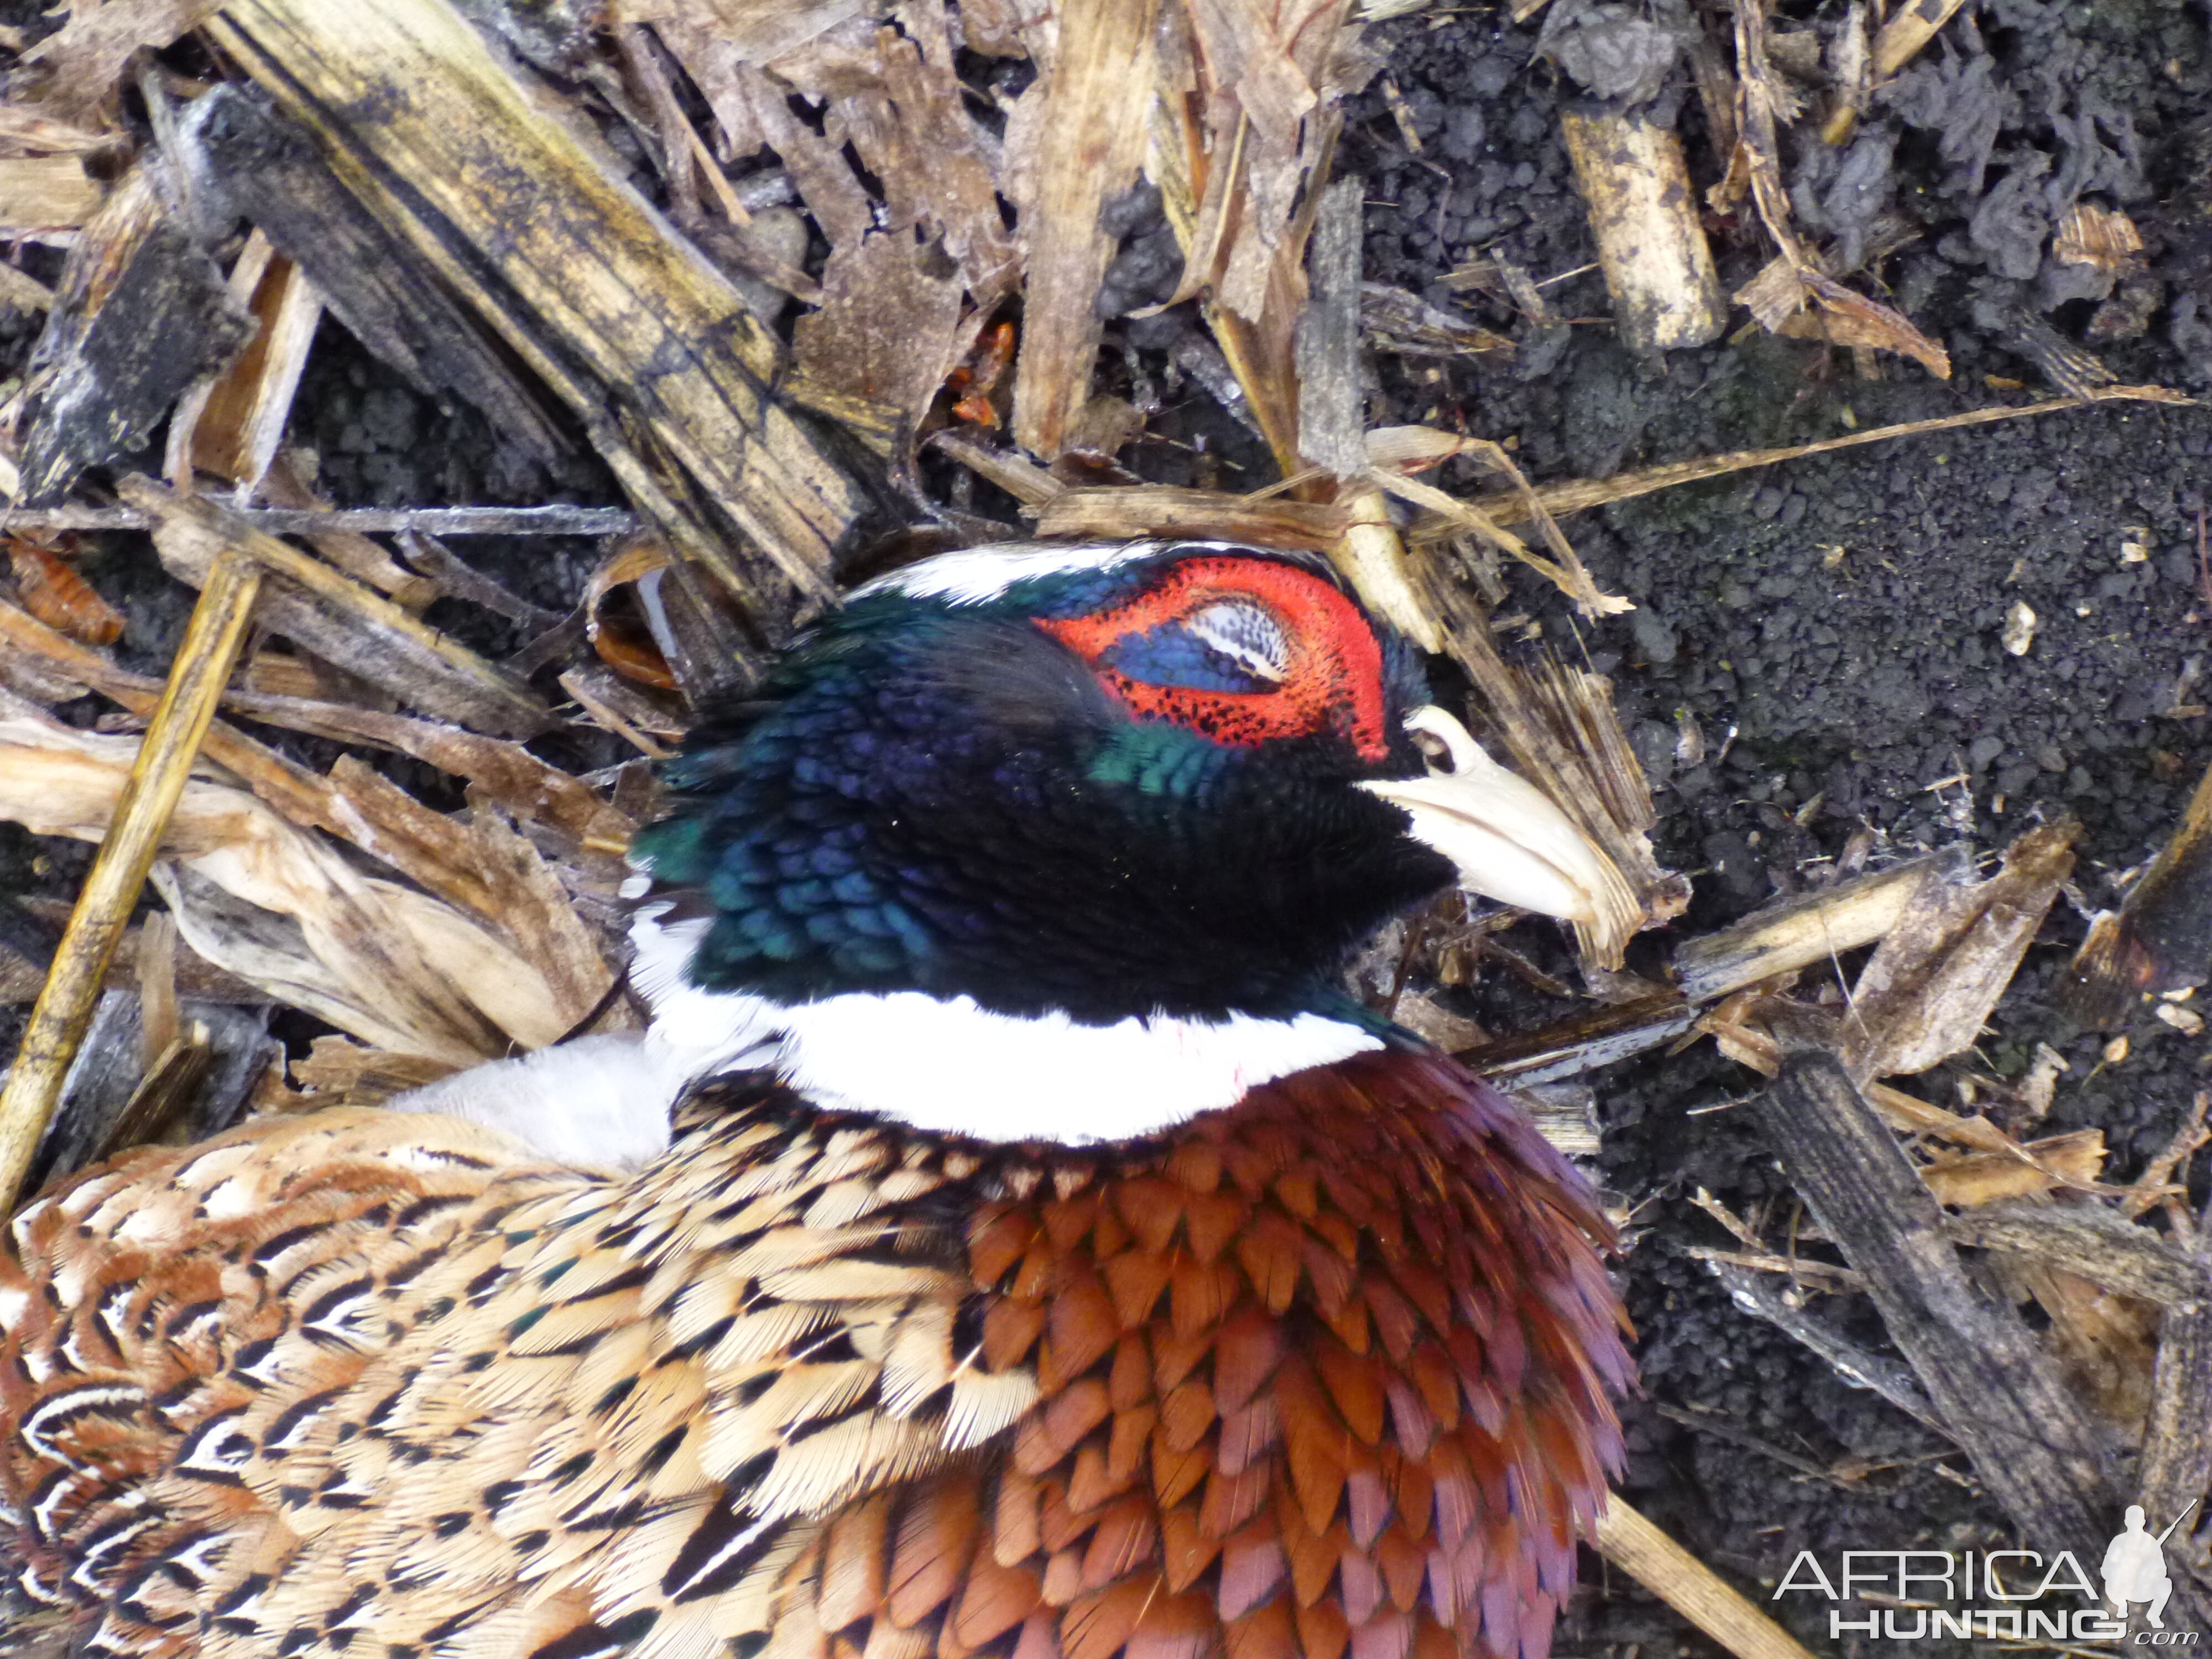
[4,2,2211,1653]
[1334,1,2212,1650]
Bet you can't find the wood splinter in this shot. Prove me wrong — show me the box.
[1756,1053,2117,1564]
[1560,106,1728,354]
[1593,1498,1824,1659]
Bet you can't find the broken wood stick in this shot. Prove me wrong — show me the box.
[1034,485,1350,552]
[1008,0,1162,458]
[2139,1293,2212,1625]
[1917,1128,2106,1207]
[1872,0,1970,78]
[185,247,324,494]
[1943,1202,2205,1307]
[925,431,1063,508]
[0,155,105,231]
[164,227,283,488]
[1708,1260,1944,1427]
[1296,176,1443,653]
[210,0,893,630]
[1297,175,1374,483]
[1755,1053,2119,1563]
[182,85,567,467]
[1591,1498,1822,1659]
[1672,853,1943,1001]
[1837,819,2075,1081]
[2133,1211,2212,1624]
[1463,992,1699,1086]
[0,504,638,536]
[1480,847,2079,1090]
[1559,106,1728,353]
[393,530,559,630]
[1361,284,1516,358]
[1422,571,1676,967]
[0,550,261,1212]
[119,476,552,740]
[1707,1005,2067,1160]
[14,161,257,504]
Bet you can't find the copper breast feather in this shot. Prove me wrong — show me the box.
[0,1048,1626,1659]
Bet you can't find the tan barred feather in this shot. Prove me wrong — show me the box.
[0,1050,1625,1659]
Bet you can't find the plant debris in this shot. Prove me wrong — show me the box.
[2064,758,2212,1029]
[0,0,2204,1653]
[1559,107,1728,354]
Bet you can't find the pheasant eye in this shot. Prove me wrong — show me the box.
[1184,601,1289,685]
[1032,553,1394,760]
[1092,597,1293,695]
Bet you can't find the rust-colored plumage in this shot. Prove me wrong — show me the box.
[0,1048,1623,1659]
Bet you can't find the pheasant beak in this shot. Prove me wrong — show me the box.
[1357,706,1642,953]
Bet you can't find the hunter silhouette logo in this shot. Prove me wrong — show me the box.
[2106,1502,2200,1630]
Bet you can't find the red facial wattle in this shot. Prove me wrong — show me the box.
[1034,556,1392,762]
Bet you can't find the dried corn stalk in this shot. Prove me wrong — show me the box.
[1006,0,1164,456]
[1837,821,2076,1082]
[0,155,104,229]
[13,161,257,503]
[1559,107,1726,353]
[0,713,580,1064]
[210,0,895,640]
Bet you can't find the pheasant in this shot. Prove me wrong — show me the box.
[0,540,1636,1659]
